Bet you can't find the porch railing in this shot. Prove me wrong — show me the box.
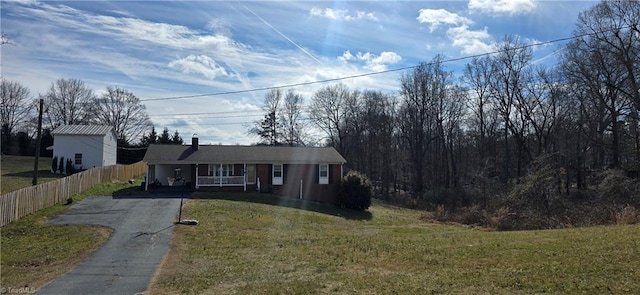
[197,176,245,186]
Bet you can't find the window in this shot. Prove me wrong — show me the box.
[319,164,329,184]
[209,164,233,176]
[74,153,82,166]
[273,164,283,185]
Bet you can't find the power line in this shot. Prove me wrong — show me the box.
[138,27,627,103]
[149,110,262,117]
[150,113,264,120]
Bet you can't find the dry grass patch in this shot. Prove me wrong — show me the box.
[148,193,640,294]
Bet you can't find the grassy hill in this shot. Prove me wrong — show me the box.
[149,193,640,294]
[1,155,62,194]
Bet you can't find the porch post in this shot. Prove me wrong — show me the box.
[219,163,223,187]
[145,164,150,191]
[195,164,199,189]
[243,163,247,192]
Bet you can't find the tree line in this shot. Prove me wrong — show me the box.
[250,1,640,227]
[1,77,185,159]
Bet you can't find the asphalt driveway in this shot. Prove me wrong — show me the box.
[37,193,186,295]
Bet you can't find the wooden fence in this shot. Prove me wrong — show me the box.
[0,161,147,227]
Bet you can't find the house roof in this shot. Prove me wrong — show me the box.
[143,144,347,165]
[52,125,114,136]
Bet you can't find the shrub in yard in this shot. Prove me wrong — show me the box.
[483,206,514,230]
[336,171,373,211]
[69,159,76,174]
[507,153,564,217]
[454,205,484,225]
[58,156,64,174]
[51,156,58,173]
[596,169,634,204]
[433,204,448,221]
[65,159,77,175]
[613,206,639,225]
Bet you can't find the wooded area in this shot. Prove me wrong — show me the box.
[250,1,640,228]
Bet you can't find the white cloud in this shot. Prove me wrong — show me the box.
[168,55,230,79]
[446,25,494,55]
[3,1,405,144]
[415,7,497,55]
[417,9,472,32]
[338,50,355,62]
[468,0,537,15]
[310,7,378,21]
[338,50,402,71]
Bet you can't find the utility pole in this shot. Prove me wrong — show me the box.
[32,98,44,185]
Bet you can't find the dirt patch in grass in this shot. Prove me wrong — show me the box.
[147,193,640,294]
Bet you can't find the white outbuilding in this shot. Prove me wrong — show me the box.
[51,125,117,171]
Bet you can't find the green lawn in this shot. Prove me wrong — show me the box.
[1,155,62,194]
[0,178,143,290]
[149,193,640,294]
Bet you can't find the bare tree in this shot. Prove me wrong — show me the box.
[309,84,352,154]
[90,86,152,144]
[489,36,534,181]
[1,78,32,135]
[1,78,33,153]
[572,0,640,167]
[42,78,94,130]
[280,89,306,146]
[359,90,398,195]
[398,56,449,194]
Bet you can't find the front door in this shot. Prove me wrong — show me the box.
[246,165,256,184]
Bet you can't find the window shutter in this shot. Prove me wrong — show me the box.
[283,164,287,184]
[315,164,320,184]
[328,164,333,184]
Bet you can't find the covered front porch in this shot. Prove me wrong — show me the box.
[145,163,258,191]
[194,163,257,191]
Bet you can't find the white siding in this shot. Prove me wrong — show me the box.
[53,133,116,170]
[102,131,117,166]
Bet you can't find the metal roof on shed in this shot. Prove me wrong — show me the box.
[52,125,114,136]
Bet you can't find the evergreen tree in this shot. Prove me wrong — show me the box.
[158,127,171,144]
[51,156,58,173]
[171,130,183,144]
[140,126,158,146]
[58,156,64,174]
[249,89,283,145]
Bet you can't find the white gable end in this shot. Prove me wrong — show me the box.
[52,125,117,171]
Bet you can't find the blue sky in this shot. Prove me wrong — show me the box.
[1,0,598,144]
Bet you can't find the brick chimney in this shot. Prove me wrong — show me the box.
[192,134,199,151]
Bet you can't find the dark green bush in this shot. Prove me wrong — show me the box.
[336,171,373,211]
[51,156,58,173]
[65,159,74,175]
[58,156,64,174]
